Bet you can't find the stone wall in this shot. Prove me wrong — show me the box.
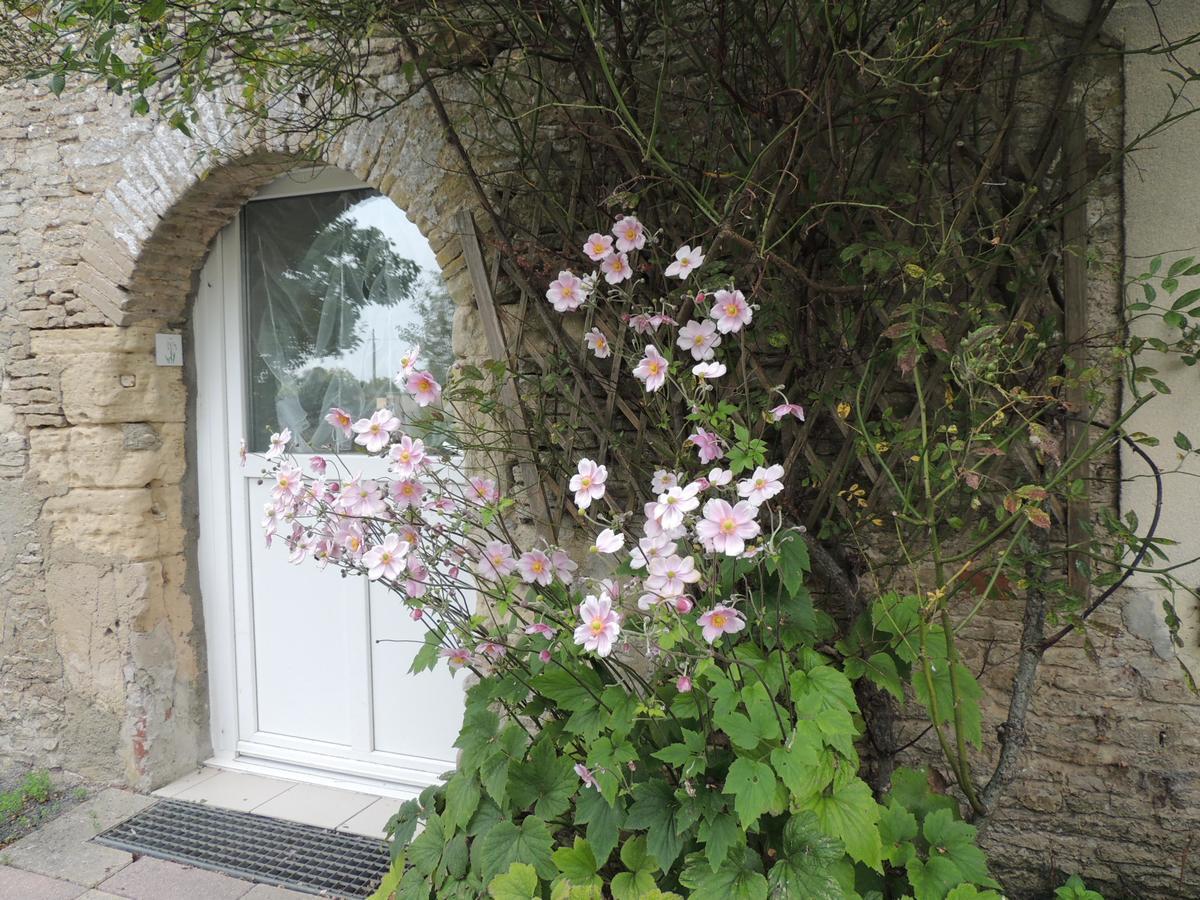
[0,77,485,790]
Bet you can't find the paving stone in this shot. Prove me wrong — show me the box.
[97,857,251,900]
[0,865,87,899]
[76,892,129,900]
[3,789,151,887]
[243,884,317,899]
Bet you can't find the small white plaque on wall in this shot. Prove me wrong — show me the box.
[155,333,183,367]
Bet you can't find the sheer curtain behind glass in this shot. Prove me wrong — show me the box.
[242,189,435,453]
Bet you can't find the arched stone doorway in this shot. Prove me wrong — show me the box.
[22,94,483,790]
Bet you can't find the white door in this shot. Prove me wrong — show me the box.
[195,168,467,797]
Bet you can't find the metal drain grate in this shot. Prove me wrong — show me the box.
[93,797,392,898]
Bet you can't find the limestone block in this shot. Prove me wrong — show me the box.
[42,487,163,561]
[29,423,184,488]
[44,562,128,712]
[30,325,185,424]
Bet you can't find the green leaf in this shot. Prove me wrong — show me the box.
[619,835,657,873]
[49,73,66,96]
[789,666,859,714]
[625,780,686,870]
[1175,431,1192,452]
[801,776,882,872]
[857,652,904,700]
[879,799,919,865]
[488,862,540,899]
[777,530,810,596]
[409,632,441,674]
[574,789,624,867]
[369,854,405,900]
[765,811,844,899]
[699,812,740,871]
[1054,874,1105,900]
[444,773,481,831]
[612,869,659,900]
[912,632,982,749]
[923,808,995,887]
[724,757,778,829]
[553,838,599,884]
[508,739,577,819]
[532,667,603,711]
[476,816,556,882]
[906,856,965,900]
[770,726,822,797]
[385,799,422,852]
[407,813,447,876]
[944,887,1004,900]
[886,768,959,821]
[680,850,769,900]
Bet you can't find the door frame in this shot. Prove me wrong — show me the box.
[194,166,457,798]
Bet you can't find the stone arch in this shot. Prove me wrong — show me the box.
[23,90,483,788]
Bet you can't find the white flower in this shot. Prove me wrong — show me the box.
[737,464,786,505]
[650,482,701,531]
[665,244,705,280]
[591,528,625,554]
[692,361,726,380]
[569,458,608,510]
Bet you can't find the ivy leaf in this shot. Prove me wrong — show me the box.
[574,788,624,867]
[680,850,769,900]
[625,779,686,870]
[476,816,557,882]
[801,776,883,872]
[765,811,844,899]
[487,862,540,899]
[724,757,778,829]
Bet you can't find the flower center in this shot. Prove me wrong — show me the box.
[680,256,691,266]
[721,518,736,533]
[531,561,544,573]
[580,476,592,488]
[590,618,605,634]
[711,613,727,628]
[725,303,739,316]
